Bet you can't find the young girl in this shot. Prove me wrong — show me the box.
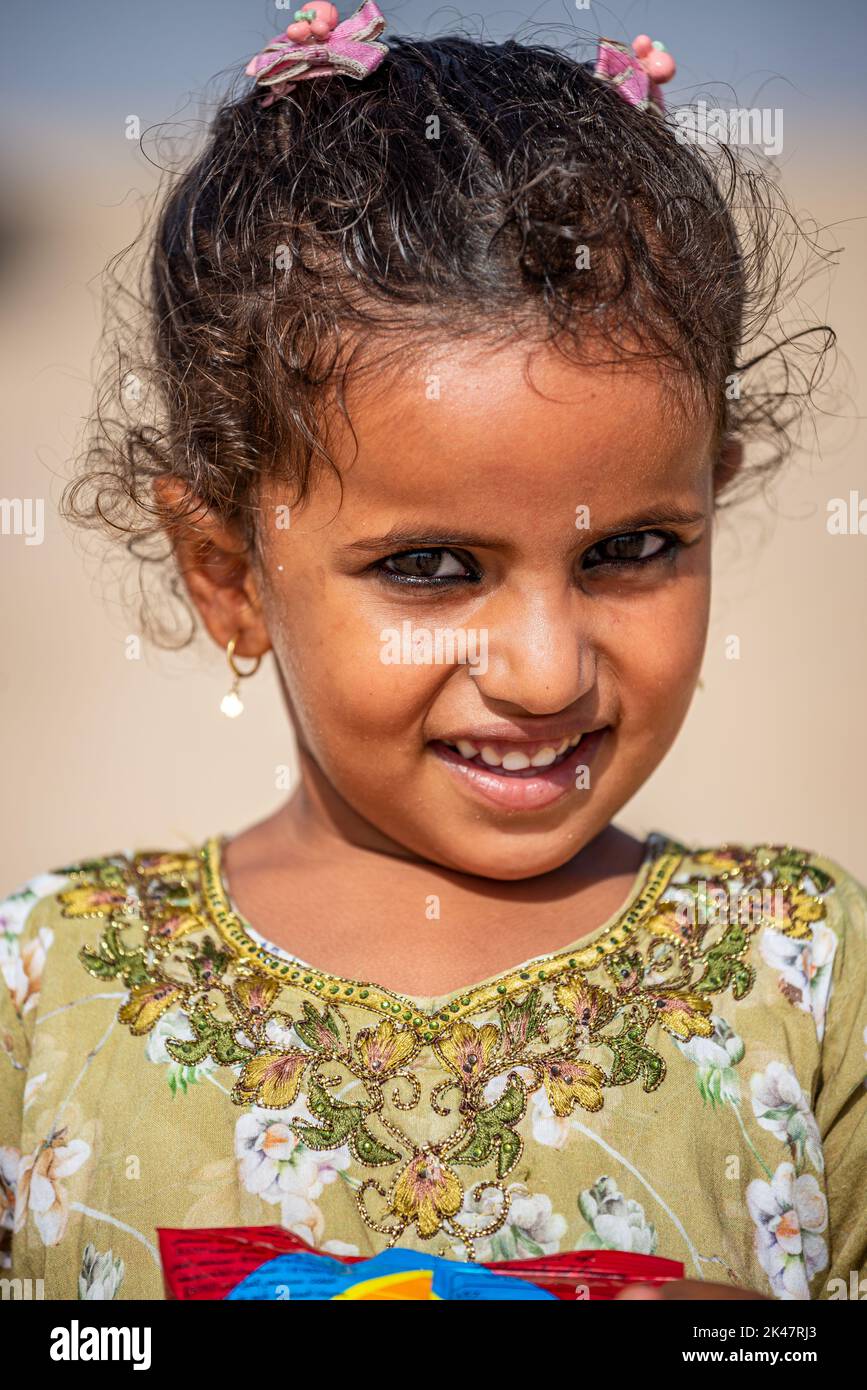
[2,14,864,1302]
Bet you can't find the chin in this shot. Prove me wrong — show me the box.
[406,821,607,881]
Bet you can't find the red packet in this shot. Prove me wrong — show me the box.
[157,1225,683,1300]
[474,1247,683,1299]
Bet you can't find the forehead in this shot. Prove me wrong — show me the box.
[292,339,716,527]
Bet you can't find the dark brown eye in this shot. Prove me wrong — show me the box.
[584,531,674,568]
[379,549,473,582]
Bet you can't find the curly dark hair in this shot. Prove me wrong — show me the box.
[63,31,835,646]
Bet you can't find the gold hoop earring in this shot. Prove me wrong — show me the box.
[220,635,262,718]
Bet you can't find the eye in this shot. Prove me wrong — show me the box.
[376,548,479,585]
[583,530,678,570]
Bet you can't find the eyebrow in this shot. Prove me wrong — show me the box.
[336,507,708,556]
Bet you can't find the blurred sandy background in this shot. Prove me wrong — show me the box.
[1,0,865,888]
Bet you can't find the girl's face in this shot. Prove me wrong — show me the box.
[252,340,719,879]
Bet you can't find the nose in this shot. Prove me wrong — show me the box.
[470,582,597,715]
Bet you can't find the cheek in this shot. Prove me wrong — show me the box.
[264,574,442,755]
[600,569,710,719]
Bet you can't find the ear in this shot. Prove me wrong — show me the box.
[713,437,744,498]
[153,478,271,659]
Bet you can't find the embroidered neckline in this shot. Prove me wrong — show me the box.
[70,837,831,1255]
[199,833,686,1037]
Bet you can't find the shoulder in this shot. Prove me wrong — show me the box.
[658,836,866,1036]
[0,845,207,1019]
[662,835,867,959]
[1,845,207,919]
[661,836,865,929]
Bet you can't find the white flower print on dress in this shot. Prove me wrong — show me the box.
[1,926,54,1017]
[577,1176,657,1253]
[78,1242,125,1299]
[1,872,68,1021]
[526,1082,571,1148]
[453,1181,567,1262]
[14,1128,91,1246]
[235,1102,358,1254]
[751,1061,823,1173]
[1,1145,19,1261]
[482,1066,569,1147]
[0,873,68,942]
[760,923,836,1039]
[675,1016,744,1106]
[145,1007,218,1094]
[747,1162,828,1299]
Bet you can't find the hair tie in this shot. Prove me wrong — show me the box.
[245,0,388,104]
[594,34,676,112]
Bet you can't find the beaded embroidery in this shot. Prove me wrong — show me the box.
[69,837,830,1256]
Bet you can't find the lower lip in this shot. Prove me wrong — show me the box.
[429,731,606,812]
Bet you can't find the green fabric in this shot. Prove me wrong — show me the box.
[1,834,865,1300]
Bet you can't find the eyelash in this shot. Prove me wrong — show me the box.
[374,531,683,587]
[375,551,482,587]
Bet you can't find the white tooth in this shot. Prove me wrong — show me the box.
[501,750,531,771]
[456,740,479,759]
[555,738,570,756]
[480,745,504,767]
[568,733,583,748]
[530,746,557,767]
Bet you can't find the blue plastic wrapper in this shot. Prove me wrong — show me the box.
[226,1246,557,1300]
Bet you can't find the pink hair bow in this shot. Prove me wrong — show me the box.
[246,1,388,102]
[594,35,676,112]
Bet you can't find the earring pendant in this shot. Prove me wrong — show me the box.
[221,636,262,717]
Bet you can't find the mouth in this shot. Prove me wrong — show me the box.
[428,729,607,811]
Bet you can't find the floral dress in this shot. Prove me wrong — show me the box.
[1,832,865,1300]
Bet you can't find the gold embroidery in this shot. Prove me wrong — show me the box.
[199,834,685,1036]
[70,837,829,1256]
